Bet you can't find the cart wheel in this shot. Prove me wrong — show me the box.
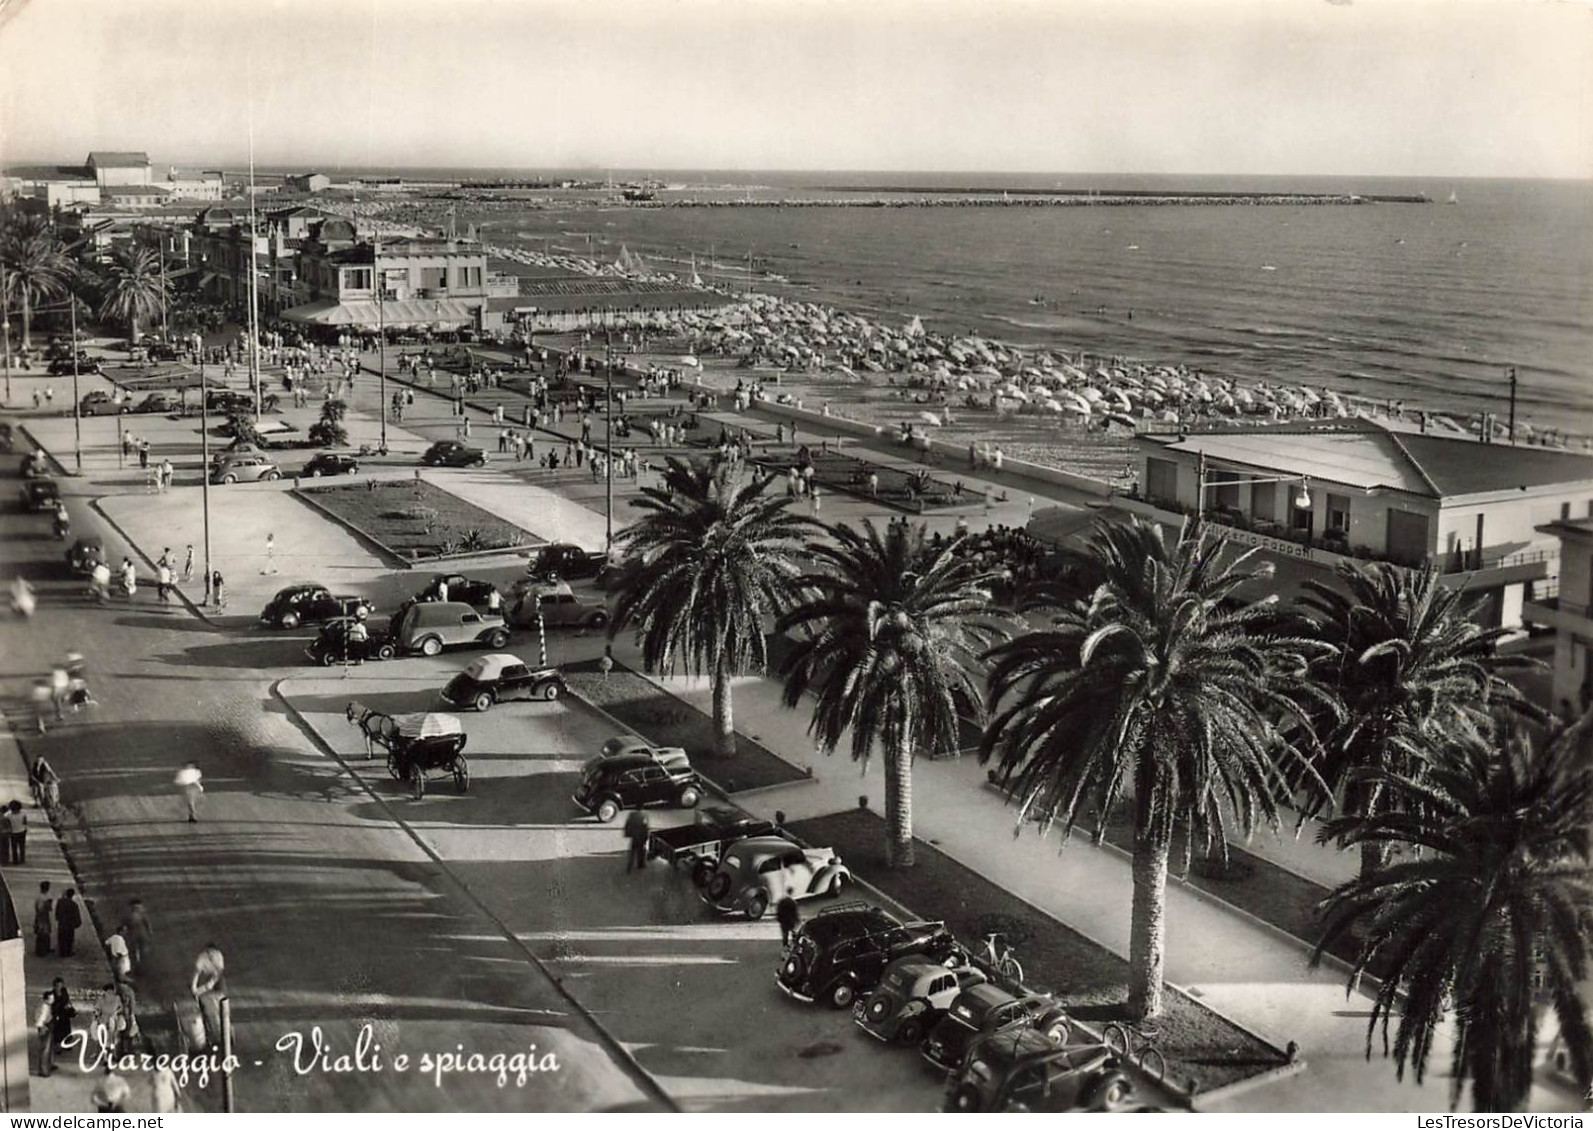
[386,752,402,780]
[453,755,469,792]
[410,764,426,800]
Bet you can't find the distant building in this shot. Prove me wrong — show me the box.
[100,184,171,209]
[284,172,332,194]
[165,167,225,201]
[86,151,152,187]
[1124,419,1593,629]
[1523,518,1593,714]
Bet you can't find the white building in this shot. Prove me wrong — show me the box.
[1523,517,1593,714]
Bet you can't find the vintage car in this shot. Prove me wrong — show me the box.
[50,356,100,376]
[777,903,961,1010]
[394,601,509,656]
[416,573,501,610]
[21,452,50,479]
[209,454,281,484]
[66,536,107,576]
[524,542,609,582]
[506,584,609,630]
[647,806,780,885]
[700,836,851,920]
[301,452,360,477]
[421,440,487,468]
[855,957,989,1046]
[304,618,397,666]
[78,390,124,416]
[20,478,61,512]
[921,984,1072,1074]
[571,751,703,823]
[132,391,183,415]
[598,735,691,770]
[439,653,565,710]
[258,585,375,630]
[944,1033,1133,1113]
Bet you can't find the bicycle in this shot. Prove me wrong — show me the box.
[975,932,1024,983]
[1102,1020,1168,1082]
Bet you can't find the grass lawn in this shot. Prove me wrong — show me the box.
[789,808,1290,1098]
[296,479,540,561]
[562,658,812,793]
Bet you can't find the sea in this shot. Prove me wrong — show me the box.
[314,169,1593,436]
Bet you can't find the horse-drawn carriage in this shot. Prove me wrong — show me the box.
[346,704,469,799]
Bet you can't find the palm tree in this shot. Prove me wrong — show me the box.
[96,244,167,344]
[777,520,1011,867]
[309,398,349,448]
[1295,562,1539,880]
[609,457,821,758]
[0,211,72,351]
[981,518,1330,1019]
[1313,715,1593,1111]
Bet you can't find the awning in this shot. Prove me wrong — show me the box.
[280,298,480,329]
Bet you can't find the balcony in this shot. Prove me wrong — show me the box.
[1522,593,1593,637]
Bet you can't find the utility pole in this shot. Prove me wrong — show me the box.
[1507,366,1518,444]
[201,357,213,604]
[376,231,386,451]
[604,340,615,556]
[1,260,11,404]
[70,300,82,473]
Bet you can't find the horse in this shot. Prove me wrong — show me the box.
[345,702,395,761]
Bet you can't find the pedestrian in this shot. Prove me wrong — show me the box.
[157,560,173,604]
[31,754,60,811]
[160,458,174,490]
[91,1066,131,1113]
[867,470,879,498]
[120,557,137,599]
[182,544,195,583]
[92,982,126,1053]
[191,942,226,1049]
[33,882,52,957]
[138,439,150,469]
[211,569,226,608]
[151,1060,184,1113]
[623,808,650,872]
[263,532,278,575]
[777,894,801,948]
[175,763,203,822]
[498,428,508,454]
[54,888,82,957]
[49,661,69,721]
[810,483,822,514]
[580,413,592,444]
[0,805,11,866]
[127,898,153,974]
[29,679,51,735]
[36,984,72,1078]
[106,925,132,982]
[8,800,27,863]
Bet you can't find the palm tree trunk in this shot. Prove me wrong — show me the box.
[711,652,738,759]
[1358,780,1390,881]
[21,290,31,352]
[884,740,915,868]
[1127,828,1171,1020]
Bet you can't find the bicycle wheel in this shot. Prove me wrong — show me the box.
[998,954,1024,983]
[1102,1022,1133,1057]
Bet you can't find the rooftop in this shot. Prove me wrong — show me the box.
[103,185,170,196]
[87,151,151,168]
[1143,419,1593,500]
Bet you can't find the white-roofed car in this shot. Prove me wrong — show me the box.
[505,583,609,631]
[855,957,989,1046]
[701,835,852,921]
[439,653,566,712]
[597,735,692,774]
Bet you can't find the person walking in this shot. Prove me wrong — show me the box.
[106,925,132,983]
[138,439,150,469]
[623,808,650,873]
[182,544,195,583]
[211,569,226,609]
[29,679,51,735]
[8,800,27,864]
[127,898,153,975]
[54,889,82,957]
[32,882,52,957]
[776,894,801,949]
[175,763,203,822]
[91,1066,131,1113]
[191,942,226,1049]
[157,559,173,604]
[0,806,11,866]
[49,661,69,722]
[263,532,278,575]
[160,458,174,491]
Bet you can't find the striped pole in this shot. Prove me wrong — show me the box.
[537,610,547,668]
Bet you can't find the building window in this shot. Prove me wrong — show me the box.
[421,266,446,291]
[1251,481,1276,524]
[1145,458,1177,505]
[342,267,372,291]
[1210,471,1241,511]
[1562,502,1572,521]
[1327,493,1351,533]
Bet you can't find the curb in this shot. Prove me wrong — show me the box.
[86,496,221,628]
[268,679,679,1113]
[289,483,544,571]
[1192,1058,1310,1111]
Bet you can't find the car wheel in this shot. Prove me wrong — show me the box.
[308,469,322,478]
[1042,1017,1070,1046]
[320,651,338,667]
[828,981,857,1010]
[222,474,237,484]
[691,860,716,889]
[897,1016,925,1046]
[471,457,486,468]
[374,642,395,661]
[950,1085,983,1113]
[595,798,621,823]
[540,681,561,702]
[346,465,359,475]
[1089,1074,1133,1112]
[472,691,494,713]
[410,764,426,800]
[589,610,609,629]
[862,993,892,1027]
[280,611,300,629]
[264,471,280,481]
[746,891,769,920]
[486,628,509,648]
[420,636,442,657]
[706,872,732,901]
[453,755,469,793]
[677,785,701,809]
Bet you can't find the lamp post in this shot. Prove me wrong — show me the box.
[1,261,11,403]
[376,233,387,453]
[70,299,82,473]
[604,340,615,556]
[200,357,213,604]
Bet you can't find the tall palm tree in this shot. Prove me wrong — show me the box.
[609,457,821,758]
[96,244,167,344]
[0,211,72,351]
[1295,562,1538,880]
[981,518,1330,1019]
[778,520,1011,867]
[1313,715,1593,1112]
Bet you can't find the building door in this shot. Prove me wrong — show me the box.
[1385,508,1431,567]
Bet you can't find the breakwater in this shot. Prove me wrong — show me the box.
[612,192,1429,208]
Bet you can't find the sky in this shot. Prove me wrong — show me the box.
[0,0,1588,179]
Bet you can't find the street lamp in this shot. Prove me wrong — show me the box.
[1194,450,1311,518]
[375,232,387,452]
[604,339,614,557]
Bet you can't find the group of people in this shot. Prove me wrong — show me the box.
[936,522,1052,596]
[29,653,94,735]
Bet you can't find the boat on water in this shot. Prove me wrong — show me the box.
[1447,191,1460,204]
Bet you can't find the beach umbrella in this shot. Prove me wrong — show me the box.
[918,411,943,426]
[678,356,701,367]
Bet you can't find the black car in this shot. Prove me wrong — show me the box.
[944,1033,1133,1113]
[301,452,360,477]
[921,985,1072,1075]
[66,536,106,575]
[417,573,501,609]
[50,356,100,376]
[133,392,183,415]
[571,751,703,823]
[20,452,50,479]
[206,389,253,413]
[439,653,566,711]
[421,441,487,468]
[20,479,61,512]
[304,618,396,666]
[79,391,124,416]
[258,585,375,629]
[526,542,609,582]
[777,903,960,1010]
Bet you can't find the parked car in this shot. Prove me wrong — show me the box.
[20,452,50,479]
[301,452,360,477]
[440,653,565,710]
[144,340,183,362]
[598,736,691,768]
[50,356,100,376]
[304,618,396,665]
[206,388,254,413]
[944,1033,1133,1113]
[571,751,703,823]
[525,542,609,582]
[701,836,851,920]
[417,573,501,609]
[421,441,487,468]
[66,536,106,576]
[647,806,781,884]
[133,391,183,415]
[78,391,124,416]
[506,584,609,630]
[777,903,961,1010]
[395,601,509,656]
[210,455,281,484]
[920,985,1072,1074]
[213,440,267,465]
[855,957,989,1047]
[20,478,61,512]
[259,585,375,630]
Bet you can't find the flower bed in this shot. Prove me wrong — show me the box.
[295,479,539,561]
